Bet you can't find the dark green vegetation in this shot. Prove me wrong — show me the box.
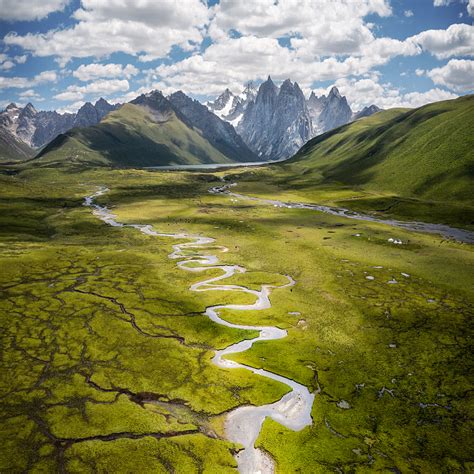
[235,95,474,229]
[1,163,473,472]
[0,127,35,162]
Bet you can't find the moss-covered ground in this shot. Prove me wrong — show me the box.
[1,166,473,472]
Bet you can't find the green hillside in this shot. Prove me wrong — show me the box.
[35,103,234,168]
[282,95,474,202]
[233,95,474,228]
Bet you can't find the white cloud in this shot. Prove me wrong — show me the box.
[14,55,28,64]
[0,53,28,71]
[0,70,57,89]
[154,36,407,96]
[427,59,474,91]
[409,23,474,59]
[332,76,458,110]
[18,89,43,101]
[401,88,458,107]
[73,63,139,81]
[209,0,393,61]
[53,79,129,101]
[433,0,453,6]
[2,0,472,108]
[4,0,209,63]
[210,0,391,40]
[468,0,474,16]
[416,68,425,76]
[56,101,86,114]
[0,61,15,71]
[0,0,69,21]
[149,30,421,97]
[140,0,424,97]
[53,90,85,102]
[113,86,153,104]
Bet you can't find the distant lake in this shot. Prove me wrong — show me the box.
[145,159,287,171]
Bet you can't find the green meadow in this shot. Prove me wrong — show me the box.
[1,165,472,472]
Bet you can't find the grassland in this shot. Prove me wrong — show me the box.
[1,164,473,472]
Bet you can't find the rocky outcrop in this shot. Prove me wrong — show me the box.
[311,87,353,135]
[237,77,313,160]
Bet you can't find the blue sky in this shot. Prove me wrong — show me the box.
[0,0,472,113]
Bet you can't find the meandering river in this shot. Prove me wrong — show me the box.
[84,187,315,474]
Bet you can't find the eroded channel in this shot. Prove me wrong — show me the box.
[84,187,315,474]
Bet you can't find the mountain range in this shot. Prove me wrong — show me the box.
[206,77,379,160]
[36,90,258,167]
[1,78,381,164]
[0,99,117,161]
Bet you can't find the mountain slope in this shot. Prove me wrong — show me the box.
[0,126,35,162]
[277,95,473,203]
[206,82,258,127]
[168,91,258,162]
[34,91,245,167]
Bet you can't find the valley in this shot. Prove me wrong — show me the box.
[1,163,473,472]
[1,1,473,472]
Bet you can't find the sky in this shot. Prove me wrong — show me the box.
[0,0,473,113]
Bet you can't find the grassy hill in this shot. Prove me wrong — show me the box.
[235,95,474,228]
[35,100,241,168]
[283,95,474,202]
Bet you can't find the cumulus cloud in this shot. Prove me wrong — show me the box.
[0,70,57,89]
[138,0,425,97]
[0,0,69,21]
[0,60,15,71]
[409,23,474,59]
[14,55,28,64]
[0,53,29,71]
[18,89,43,101]
[53,79,129,101]
[332,76,458,110]
[56,101,86,114]
[2,0,472,108]
[73,63,139,81]
[149,32,421,97]
[468,0,474,16]
[4,0,209,64]
[210,0,391,40]
[209,0,393,61]
[427,59,474,91]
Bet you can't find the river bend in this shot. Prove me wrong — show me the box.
[84,187,315,474]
